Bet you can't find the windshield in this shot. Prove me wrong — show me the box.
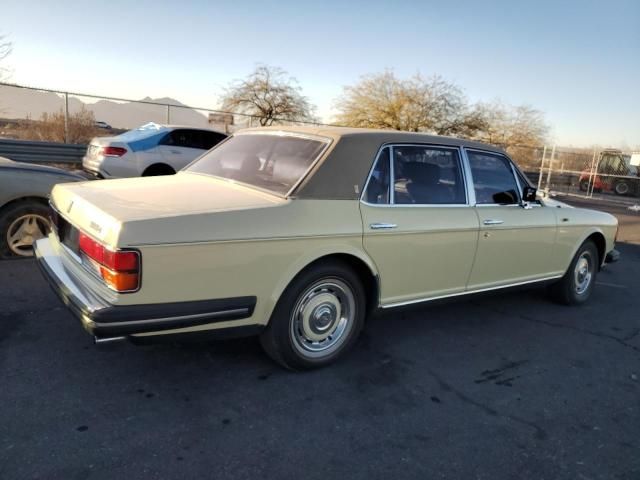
[187,133,329,195]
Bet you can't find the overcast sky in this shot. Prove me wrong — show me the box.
[2,0,639,147]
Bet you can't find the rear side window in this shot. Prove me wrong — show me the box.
[161,130,226,150]
[467,151,520,204]
[363,148,390,204]
[392,146,466,205]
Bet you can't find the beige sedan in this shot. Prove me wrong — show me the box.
[35,127,619,369]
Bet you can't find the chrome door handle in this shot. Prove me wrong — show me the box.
[369,223,397,230]
[483,219,504,225]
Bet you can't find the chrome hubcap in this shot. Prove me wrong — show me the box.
[574,252,593,295]
[6,214,50,256]
[290,278,355,358]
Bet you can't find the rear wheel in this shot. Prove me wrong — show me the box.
[614,180,630,196]
[0,201,51,258]
[549,240,598,305]
[260,261,366,370]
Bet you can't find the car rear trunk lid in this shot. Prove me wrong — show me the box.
[50,172,285,248]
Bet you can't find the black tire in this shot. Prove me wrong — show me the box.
[614,180,630,196]
[548,240,598,305]
[579,179,589,192]
[260,260,366,370]
[142,164,176,176]
[0,200,51,259]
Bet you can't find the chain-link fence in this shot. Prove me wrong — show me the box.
[2,82,637,203]
[0,82,328,144]
[514,145,640,203]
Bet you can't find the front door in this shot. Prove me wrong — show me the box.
[360,145,479,306]
[465,149,558,290]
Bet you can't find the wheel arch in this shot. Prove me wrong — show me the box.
[267,248,380,323]
[0,195,49,215]
[567,229,606,271]
[586,231,606,269]
[142,163,176,176]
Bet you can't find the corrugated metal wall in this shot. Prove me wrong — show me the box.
[0,139,85,165]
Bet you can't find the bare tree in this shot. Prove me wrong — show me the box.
[474,101,549,147]
[19,108,96,144]
[334,71,487,136]
[220,65,317,126]
[0,34,12,81]
[471,101,550,168]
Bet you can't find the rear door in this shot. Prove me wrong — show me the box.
[465,149,559,290]
[160,129,225,170]
[360,144,479,306]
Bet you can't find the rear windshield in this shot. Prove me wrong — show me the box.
[187,134,329,196]
[116,122,168,142]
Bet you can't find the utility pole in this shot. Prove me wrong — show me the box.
[64,92,69,143]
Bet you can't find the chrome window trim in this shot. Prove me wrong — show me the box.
[360,143,470,208]
[459,147,477,205]
[381,274,563,309]
[389,145,395,204]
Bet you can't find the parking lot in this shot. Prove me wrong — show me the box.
[1,198,639,480]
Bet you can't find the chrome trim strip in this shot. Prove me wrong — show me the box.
[381,275,563,309]
[360,200,472,208]
[131,232,363,247]
[361,226,480,235]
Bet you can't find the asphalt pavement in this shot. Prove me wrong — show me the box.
[1,198,639,479]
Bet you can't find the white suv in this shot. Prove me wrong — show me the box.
[83,123,227,178]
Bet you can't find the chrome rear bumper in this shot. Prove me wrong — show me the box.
[34,238,257,340]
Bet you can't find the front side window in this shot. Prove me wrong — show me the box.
[187,134,328,196]
[392,146,466,205]
[467,151,520,204]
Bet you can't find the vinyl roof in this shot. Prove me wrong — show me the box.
[239,126,506,200]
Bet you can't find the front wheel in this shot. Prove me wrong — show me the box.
[260,261,366,370]
[579,179,590,192]
[548,240,598,305]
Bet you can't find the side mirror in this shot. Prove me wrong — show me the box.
[522,186,537,202]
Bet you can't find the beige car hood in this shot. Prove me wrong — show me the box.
[51,172,286,246]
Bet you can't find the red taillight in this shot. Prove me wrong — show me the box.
[101,146,127,157]
[79,232,140,292]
